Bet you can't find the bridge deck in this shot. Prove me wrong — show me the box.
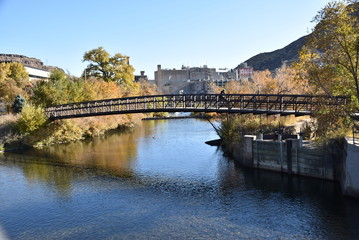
[45,94,348,120]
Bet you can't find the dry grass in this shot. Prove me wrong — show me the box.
[0,114,18,138]
[0,113,18,126]
[0,114,21,150]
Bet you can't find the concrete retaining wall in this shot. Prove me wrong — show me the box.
[236,136,337,181]
[341,140,359,198]
[233,136,359,197]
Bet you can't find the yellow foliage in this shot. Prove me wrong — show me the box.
[224,64,305,95]
[0,62,29,105]
[15,104,47,134]
[85,78,123,100]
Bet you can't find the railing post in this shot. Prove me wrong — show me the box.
[253,95,256,111]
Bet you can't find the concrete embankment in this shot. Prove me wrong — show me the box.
[341,139,359,198]
[233,136,339,181]
[232,136,359,198]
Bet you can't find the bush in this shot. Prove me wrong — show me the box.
[15,104,48,134]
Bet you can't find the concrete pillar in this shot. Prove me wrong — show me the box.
[299,133,303,148]
[258,130,263,141]
[286,139,293,174]
[278,134,283,171]
[243,135,256,167]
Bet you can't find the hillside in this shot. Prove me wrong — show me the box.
[244,35,308,71]
[0,54,57,71]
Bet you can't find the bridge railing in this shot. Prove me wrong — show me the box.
[45,94,348,120]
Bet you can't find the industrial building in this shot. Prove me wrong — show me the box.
[154,63,252,94]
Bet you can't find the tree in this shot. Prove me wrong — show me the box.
[275,64,305,94]
[224,65,300,95]
[0,62,29,106]
[32,69,88,106]
[8,62,29,89]
[12,94,26,113]
[84,78,122,100]
[294,0,359,117]
[83,47,135,88]
[15,104,48,134]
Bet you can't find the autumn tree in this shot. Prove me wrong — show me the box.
[275,64,305,94]
[224,65,300,95]
[84,78,122,100]
[294,0,359,117]
[83,47,135,89]
[0,62,29,106]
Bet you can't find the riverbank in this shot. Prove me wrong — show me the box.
[0,113,144,151]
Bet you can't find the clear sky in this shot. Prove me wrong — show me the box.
[0,0,332,79]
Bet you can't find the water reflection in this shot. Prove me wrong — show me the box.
[1,119,359,239]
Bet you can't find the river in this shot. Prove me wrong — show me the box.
[1,118,359,239]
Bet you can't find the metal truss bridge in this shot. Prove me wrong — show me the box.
[45,94,348,120]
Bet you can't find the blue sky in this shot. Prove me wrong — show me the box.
[0,0,332,79]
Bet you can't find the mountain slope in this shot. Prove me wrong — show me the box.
[244,35,308,71]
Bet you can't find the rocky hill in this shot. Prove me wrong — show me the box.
[0,54,55,70]
[244,35,308,71]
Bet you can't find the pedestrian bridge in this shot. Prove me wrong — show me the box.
[45,94,348,120]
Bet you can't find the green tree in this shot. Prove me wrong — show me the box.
[12,94,26,113]
[294,0,359,117]
[83,47,135,88]
[32,69,88,106]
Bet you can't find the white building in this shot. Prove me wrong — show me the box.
[0,54,53,82]
[24,65,50,82]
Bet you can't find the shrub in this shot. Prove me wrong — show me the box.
[15,104,48,134]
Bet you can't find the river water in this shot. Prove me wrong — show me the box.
[1,118,359,239]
